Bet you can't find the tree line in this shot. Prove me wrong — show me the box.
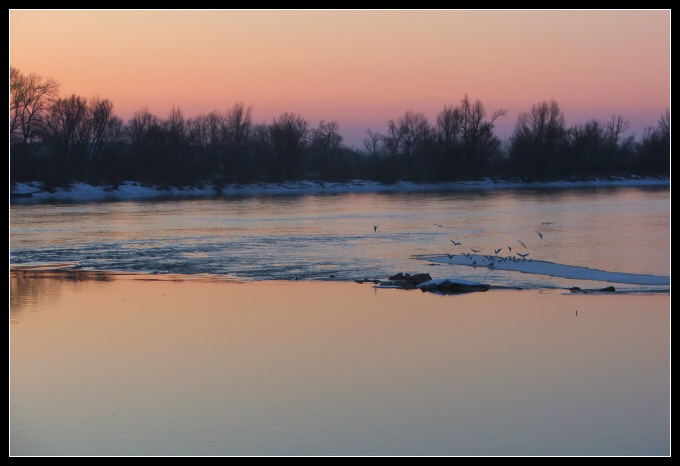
[10,67,670,190]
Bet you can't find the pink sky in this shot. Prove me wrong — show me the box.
[10,10,670,148]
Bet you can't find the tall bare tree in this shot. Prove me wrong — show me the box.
[223,102,253,148]
[603,115,631,154]
[10,67,60,157]
[635,109,670,175]
[41,94,89,161]
[398,110,431,177]
[220,102,253,180]
[269,112,309,180]
[658,108,670,138]
[435,104,462,149]
[165,106,186,151]
[459,94,506,177]
[511,100,567,177]
[309,120,344,180]
[311,120,342,157]
[87,97,116,162]
[363,127,383,158]
[432,104,464,178]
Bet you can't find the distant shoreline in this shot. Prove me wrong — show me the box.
[10,176,670,205]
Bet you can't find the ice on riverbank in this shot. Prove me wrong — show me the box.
[10,176,670,204]
[414,253,670,287]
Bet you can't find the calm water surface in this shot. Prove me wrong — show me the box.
[10,276,670,456]
[10,185,670,292]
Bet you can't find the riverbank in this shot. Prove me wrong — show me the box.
[10,175,670,204]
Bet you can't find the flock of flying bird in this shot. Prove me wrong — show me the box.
[373,221,553,268]
[442,222,554,268]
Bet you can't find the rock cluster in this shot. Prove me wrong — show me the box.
[357,272,491,294]
[355,272,431,289]
[384,272,433,289]
[417,279,491,294]
[569,286,616,293]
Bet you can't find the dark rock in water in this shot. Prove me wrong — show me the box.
[570,285,616,294]
[418,279,490,294]
[377,273,492,293]
[388,272,432,283]
[382,272,433,289]
[356,278,386,285]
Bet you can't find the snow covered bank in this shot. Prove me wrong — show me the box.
[10,176,670,204]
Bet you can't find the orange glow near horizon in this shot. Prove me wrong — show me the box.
[10,10,670,146]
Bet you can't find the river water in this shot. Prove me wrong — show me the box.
[9,184,671,455]
[10,184,671,292]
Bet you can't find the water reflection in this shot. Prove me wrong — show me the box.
[10,272,670,456]
[10,268,113,323]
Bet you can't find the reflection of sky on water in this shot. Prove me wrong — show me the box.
[10,274,670,455]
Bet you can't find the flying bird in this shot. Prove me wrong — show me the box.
[537,231,543,239]
[447,253,455,259]
[494,248,502,255]
[518,240,527,249]
[508,246,512,252]
[518,252,529,259]
[374,226,378,232]
[451,240,461,246]
[470,248,479,253]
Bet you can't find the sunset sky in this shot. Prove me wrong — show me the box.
[9,9,670,149]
